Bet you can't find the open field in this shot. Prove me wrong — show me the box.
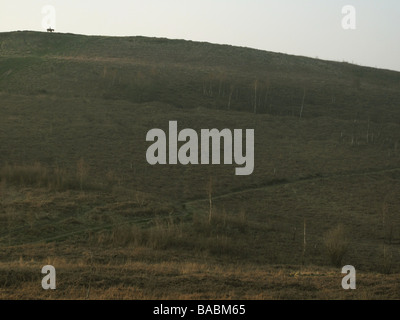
[1,31,400,299]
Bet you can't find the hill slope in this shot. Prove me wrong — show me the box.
[1,31,400,299]
[1,31,400,121]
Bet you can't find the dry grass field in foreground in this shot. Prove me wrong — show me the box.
[1,245,399,300]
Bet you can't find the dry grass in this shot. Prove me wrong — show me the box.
[1,167,400,299]
[324,225,350,267]
[1,31,400,300]
[0,162,100,192]
[1,254,399,300]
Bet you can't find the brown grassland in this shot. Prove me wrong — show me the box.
[1,31,400,299]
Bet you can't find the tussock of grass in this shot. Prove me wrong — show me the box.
[324,224,349,267]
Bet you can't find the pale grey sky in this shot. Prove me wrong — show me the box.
[1,0,399,71]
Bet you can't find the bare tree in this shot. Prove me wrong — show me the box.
[228,84,234,110]
[253,80,258,114]
[208,176,213,224]
[299,87,306,119]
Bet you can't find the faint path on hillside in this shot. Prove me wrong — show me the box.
[44,55,211,71]
[183,166,400,209]
[2,165,400,247]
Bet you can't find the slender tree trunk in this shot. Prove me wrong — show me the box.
[208,177,213,224]
[228,85,234,110]
[302,218,306,265]
[299,87,306,118]
[254,80,258,114]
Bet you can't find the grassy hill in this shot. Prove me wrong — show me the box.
[1,31,400,299]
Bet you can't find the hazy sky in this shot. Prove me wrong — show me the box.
[1,0,399,71]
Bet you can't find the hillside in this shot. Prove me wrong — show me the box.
[1,31,400,120]
[1,31,400,299]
